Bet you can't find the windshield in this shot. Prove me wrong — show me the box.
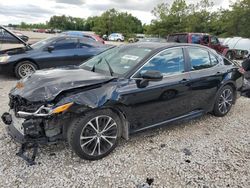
[31,37,55,49]
[80,45,152,76]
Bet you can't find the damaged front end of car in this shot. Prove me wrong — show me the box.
[1,67,115,165]
[1,95,75,165]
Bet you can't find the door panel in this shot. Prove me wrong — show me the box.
[116,47,192,131]
[35,37,79,68]
[35,49,78,69]
[188,67,225,111]
[117,73,192,131]
[186,47,225,111]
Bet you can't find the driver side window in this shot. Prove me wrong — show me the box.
[138,48,185,77]
[53,38,78,50]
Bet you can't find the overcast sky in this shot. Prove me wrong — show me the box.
[0,0,234,25]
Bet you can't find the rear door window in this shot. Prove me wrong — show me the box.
[187,48,218,70]
[210,53,219,66]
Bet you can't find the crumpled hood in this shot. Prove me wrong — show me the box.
[10,67,113,102]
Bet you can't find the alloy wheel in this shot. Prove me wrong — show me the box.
[18,63,36,78]
[218,88,233,114]
[80,115,118,156]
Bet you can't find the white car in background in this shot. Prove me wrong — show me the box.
[223,37,250,59]
[108,33,124,42]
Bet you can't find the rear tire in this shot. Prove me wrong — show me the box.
[14,61,37,79]
[213,85,234,117]
[67,109,122,160]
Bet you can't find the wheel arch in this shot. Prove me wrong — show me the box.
[224,82,237,104]
[219,81,237,103]
[102,106,130,140]
[14,58,39,70]
[66,104,130,141]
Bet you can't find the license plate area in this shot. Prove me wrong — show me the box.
[10,110,25,135]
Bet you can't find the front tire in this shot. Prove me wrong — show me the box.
[67,109,121,160]
[14,61,37,79]
[213,85,234,117]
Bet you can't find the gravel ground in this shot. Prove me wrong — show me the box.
[0,74,249,188]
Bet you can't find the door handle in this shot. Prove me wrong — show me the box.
[179,78,189,84]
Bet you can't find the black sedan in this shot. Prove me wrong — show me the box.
[0,26,110,78]
[1,42,243,163]
[0,29,29,43]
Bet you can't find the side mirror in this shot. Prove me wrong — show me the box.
[47,46,54,52]
[140,70,163,81]
[136,70,163,88]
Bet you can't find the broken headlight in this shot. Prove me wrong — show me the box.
[17,102,73,117]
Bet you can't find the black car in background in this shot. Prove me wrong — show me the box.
[0,29,29,43]
[1,42,243,163]
[0,26,111,78]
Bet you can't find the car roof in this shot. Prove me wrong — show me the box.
[126,42,213,51]
[169,33,210,36]
[57,35,91,39]
[45,35,105,47]
[62,31,95,37]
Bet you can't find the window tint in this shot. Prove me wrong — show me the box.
[79,38,96,48]
[167,35,187,43]
[202,35,209,44]
[211,36,219,44]
[0,30,20,43]
[3,31,11,37]
[188,48,214,70]
[139,48,185,77]
[84,35,95,41]
[0,30,14,38]
[191,34,202,44]
[53,38,78,50]
[210,53,219,66]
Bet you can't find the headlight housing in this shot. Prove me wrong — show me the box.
[17,102,74,117]
[0,55,10,63]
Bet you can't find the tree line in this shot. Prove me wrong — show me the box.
[9,0,250,38]
[145,0,250,38]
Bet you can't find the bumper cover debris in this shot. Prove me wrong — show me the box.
[1,111,59,165]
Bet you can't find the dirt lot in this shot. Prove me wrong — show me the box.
[0,73,249,187]
[0,32,249,187]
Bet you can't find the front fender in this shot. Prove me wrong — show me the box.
[55,83,118,113]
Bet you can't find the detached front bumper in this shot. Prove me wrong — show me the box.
[1,112,46,165]
[1,111,47,144]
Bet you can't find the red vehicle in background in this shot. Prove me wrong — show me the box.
[167,33,229,57]
[91,34,105,44]
[62,31,105,44]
